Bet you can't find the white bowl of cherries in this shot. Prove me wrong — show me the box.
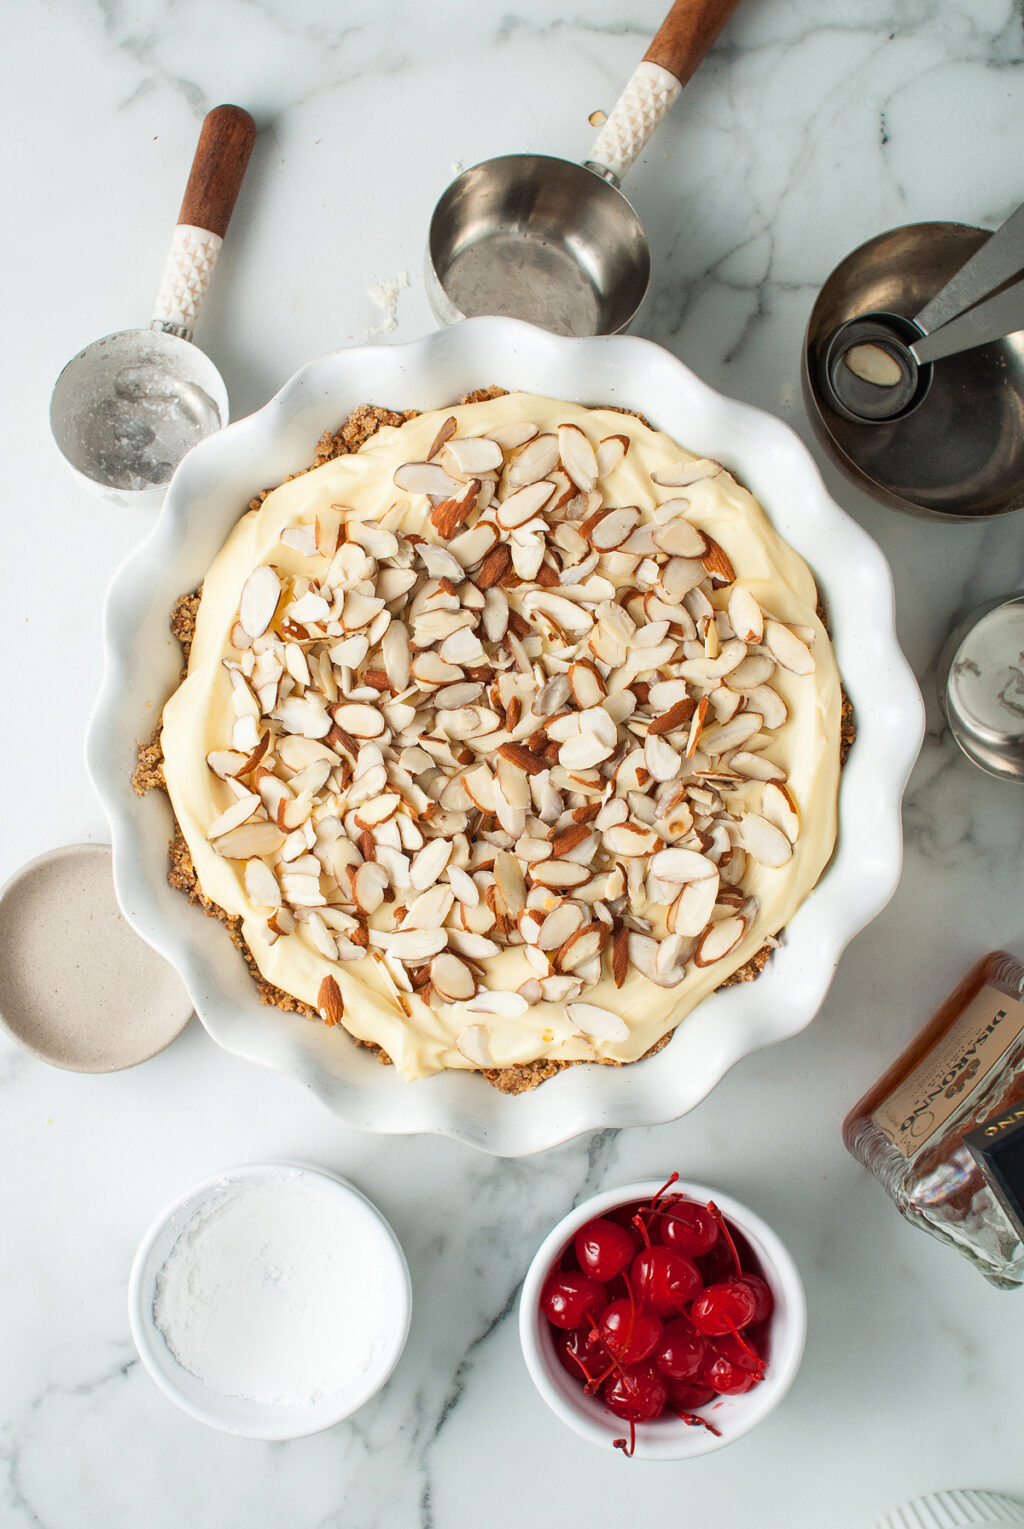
[519,1177,806,1459]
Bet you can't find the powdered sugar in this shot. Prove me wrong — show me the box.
[152,1172,403,1408]
[365,270,410,338]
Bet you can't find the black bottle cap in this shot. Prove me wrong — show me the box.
[965,1104,1024,1244]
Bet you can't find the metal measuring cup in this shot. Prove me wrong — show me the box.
[50,105,255,508]
[426,0,743,337]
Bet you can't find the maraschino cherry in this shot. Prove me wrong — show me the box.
[540,1270,607,1330]
[630,1246,702,1315]
[574,1217,635,1281]
[690,1279,757,1337]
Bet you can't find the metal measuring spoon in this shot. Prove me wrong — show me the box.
[821,200,1024,424]
[803,221,1024,519]
[426,0,743,337]
[51,105,255,508]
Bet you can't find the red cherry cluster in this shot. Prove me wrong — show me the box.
[539,1176,773,1457]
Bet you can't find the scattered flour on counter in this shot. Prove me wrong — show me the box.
[152,1175,399,1407]
[365,270,410,339]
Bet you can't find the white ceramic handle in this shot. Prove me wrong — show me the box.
[151,224,224,337]
[587,61,682,184]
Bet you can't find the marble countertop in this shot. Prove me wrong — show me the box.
[3,1,1024,1524]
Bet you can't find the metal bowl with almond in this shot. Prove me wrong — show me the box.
[87,319,923,1155]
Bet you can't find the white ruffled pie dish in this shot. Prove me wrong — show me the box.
[86,318,923,1156]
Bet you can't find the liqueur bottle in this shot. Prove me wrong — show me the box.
[843,951,1024,1288]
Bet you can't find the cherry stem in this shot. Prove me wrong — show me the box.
[567,1347,601,1389]
[586,1313,627,1383]
[649,1172,680,1213]
[725,1318,766,1372]
[613,1418,637,1457]
[707,1200,742,1277]
[672,1409,722,1437]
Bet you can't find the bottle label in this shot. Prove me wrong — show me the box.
[871,984,1024,1160]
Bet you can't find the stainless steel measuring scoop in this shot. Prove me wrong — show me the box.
[426,0,743,337]
[821,200,1024,424]
[51,105,255,508]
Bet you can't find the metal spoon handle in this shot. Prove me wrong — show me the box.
[911,273,1024,365]
[152,104,256,342]
[587,0,743,184]
[914,200,1024,335]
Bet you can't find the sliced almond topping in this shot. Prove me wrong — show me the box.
[557,423,599,491]
[584,505,640,551]
[595,434,629,477]
[281,524,318,558]
[497,741,547,777]
[644,733,681,783]
[393,460,460,497]
[508,433,559,487]
[318,975,345,1027]
[455,1023,492,1065]
[475,542,513,590]
[701,536,735,586]
[727,586,763,645]
[487,420,538,451]
[537,901,584,951]
[352,861,389,915]
[651,519,708,558]
[209,820,286,860]
[694,915,746,967]
[736,812,793,867]
[497,479,557,529]
[426,415,457,461]
[670,874,720,938]
[353,792,401,829]
[206,749,249,780]
[555,922,604,973]
[206,792,261,840]
[762,781,800,843]
[431,952,477,1003]
[565,1001,628,1043]
[306,911,340,960]
[201,401,829,1014]
[238,565,281,639]
[244,857,282,907]
[650,847,718,883]
[386,927,448,961]
[652,458,722,488]
[430,478,480,540]
[333,703,387,738]
[464,989,529,1018]
[700,712,763,757]
[445,435,503,476]
[648,697,696,737]
[764,619,815,675]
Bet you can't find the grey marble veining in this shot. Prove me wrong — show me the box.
[3,1,1024,1525]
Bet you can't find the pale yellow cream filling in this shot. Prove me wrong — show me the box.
[162,393,841,1080]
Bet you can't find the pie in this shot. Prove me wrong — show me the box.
[154,391,844,1084]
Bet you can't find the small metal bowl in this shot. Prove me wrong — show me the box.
[803,222,1024,520]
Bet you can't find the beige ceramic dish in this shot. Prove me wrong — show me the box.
[0,844,193,1072]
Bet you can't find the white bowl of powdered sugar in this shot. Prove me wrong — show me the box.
[128,1162,411,1438]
